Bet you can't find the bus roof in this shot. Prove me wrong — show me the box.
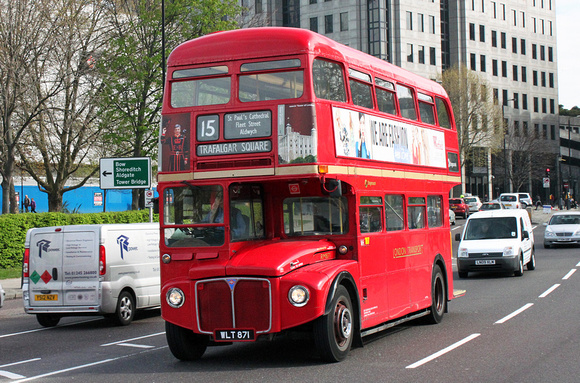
[168,27,448,98]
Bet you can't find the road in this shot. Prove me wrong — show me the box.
[1,220,579,382]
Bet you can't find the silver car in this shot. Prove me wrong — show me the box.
[543,212,580,248]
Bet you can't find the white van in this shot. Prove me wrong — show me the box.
[23,223,160,327]
[455,210,535,278]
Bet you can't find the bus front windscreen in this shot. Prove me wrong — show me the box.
[163,185,225,247]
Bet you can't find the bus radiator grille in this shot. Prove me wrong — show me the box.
[196,278,272,333]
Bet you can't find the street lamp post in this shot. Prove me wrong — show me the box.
[502,98,515,193]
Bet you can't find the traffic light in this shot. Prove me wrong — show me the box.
[545,168,550,176]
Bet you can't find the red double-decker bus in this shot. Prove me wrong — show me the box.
[158,27,462,362]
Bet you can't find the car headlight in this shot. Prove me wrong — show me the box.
[503,246,514,256]
[544,229,556,238]
[166,287,185,308]
[458,248,469,258]
[573,229,580,236]
[288,285,309,307]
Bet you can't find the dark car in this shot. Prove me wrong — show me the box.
[449,198,470,219]
[479,201,504,211]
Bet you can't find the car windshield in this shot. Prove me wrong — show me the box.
[464,198,477,203]
[449,199,462,204]
[464,217,518,240]
[548,215,580,225]
[500,195,517,202]
[481,203,501,210]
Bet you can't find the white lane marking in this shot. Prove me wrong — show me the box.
[495,303,534,324]
[117,343,155,349]
[576,261,580,267]
[451,226,462,231]
[100,331,165,347]
[0,359,41,369]
[0,370,25,379]
[0,319,101,339]
[406,333,481,369]
[539,284,561,298]
[13,357,124,383]
[562,269,576,280]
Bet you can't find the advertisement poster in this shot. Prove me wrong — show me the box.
[332,106,446,168]
[160,113,191,172]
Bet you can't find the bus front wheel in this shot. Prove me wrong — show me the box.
[425,265,446,324]
[313,285,353,362]
[165,321,208,361]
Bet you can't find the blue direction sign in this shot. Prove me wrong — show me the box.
[99,157,151,189]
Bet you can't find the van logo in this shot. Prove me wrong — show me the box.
[116,235,138,259]
[36,239,51,258]
[117,235,130,259]
[226,279,237,291]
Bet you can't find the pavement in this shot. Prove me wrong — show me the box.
[0,206,570,302]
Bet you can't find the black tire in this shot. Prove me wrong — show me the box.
[165,321,208,361]
[114,291,135,326]
[521,203,527,209]
[313,285,354,362]
[36,313,61,327]
[514,254,524,277]
[424,265,446,324]
[527,251,536,270]
[458,270,468,278]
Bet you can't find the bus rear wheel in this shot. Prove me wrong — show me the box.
[313,285,353,362]
[425,265,446,324]
[165,321,208,361]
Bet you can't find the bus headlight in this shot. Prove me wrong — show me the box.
[166,287,185,308]
[288,285,309,307]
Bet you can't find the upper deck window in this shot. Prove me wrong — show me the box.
[349,69,373,109]
[396,84,417,121]
[239,71,304,102]
[435,98,452,129]
[375,78,397,115]
[313,59,347,102]
[418,93,436,125]
[173,66,228,79]
[171,76,231,108]
[240,59,301,72]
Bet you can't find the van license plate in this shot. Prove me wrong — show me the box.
[214,329,255,342]
[35,294,58,301]
[475,260,495,265]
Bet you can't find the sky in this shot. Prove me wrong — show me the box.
[556,0,580,109]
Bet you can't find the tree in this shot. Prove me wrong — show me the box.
[99,0,241,209]
[17,0,111,212]
[500,128,554,192]
[0,0,57,213]
[440,65,503,193]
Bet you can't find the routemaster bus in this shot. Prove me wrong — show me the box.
[158,27,462,362]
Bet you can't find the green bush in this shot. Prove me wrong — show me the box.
[0,211,158,269]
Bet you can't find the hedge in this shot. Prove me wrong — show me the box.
[0,211,158,269]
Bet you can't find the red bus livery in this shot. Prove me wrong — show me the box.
[159,27,461,362]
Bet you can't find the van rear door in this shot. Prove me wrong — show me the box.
[28,227,100,307]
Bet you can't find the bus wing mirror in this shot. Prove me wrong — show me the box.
[322,178,342,197]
